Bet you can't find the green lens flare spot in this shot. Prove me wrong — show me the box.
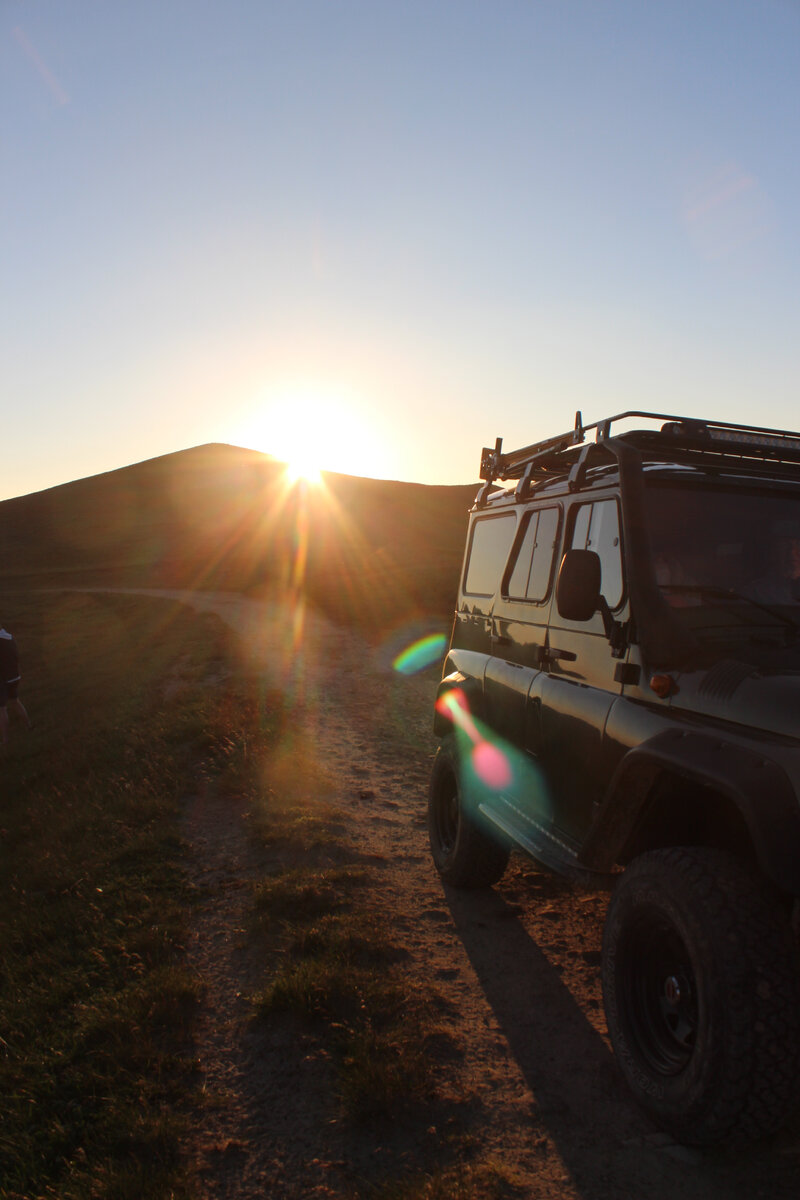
[392,634,447,675]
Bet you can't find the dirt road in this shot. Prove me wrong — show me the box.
[136,590,800,1199]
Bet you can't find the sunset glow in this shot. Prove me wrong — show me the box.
[285,460,323,486]
[233,385,389,482]
[6,6,800,504]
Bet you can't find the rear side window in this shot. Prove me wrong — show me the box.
[507,506,560,602]
[570,498,624,609]
[464,514,516,596]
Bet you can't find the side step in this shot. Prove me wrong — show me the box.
[480,802,615,890]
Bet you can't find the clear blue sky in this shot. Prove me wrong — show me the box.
[3,0,800,499]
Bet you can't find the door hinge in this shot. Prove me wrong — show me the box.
[614,662,641,686]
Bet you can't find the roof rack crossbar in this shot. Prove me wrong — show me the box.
[480,410,800,484]
[480,411,587,482]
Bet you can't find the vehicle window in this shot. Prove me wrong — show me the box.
[464,513,516,596]
[529,506,560,600]
[507,506,560,602]
[572,503,591,551]
[571,498,623,609]
[645,481,800,618]
[507,514,537,597]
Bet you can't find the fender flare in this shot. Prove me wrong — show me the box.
[578,728,800,895]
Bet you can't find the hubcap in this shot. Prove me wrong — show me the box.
[664,974,682,1005]
[618,909,699,1076]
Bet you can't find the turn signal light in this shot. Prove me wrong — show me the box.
[649,674,675,698]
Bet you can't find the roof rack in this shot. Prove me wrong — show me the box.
[479,410,800,497]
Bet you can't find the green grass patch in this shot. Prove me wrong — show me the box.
[0,589,246,1200]
[250,754,453,1125]
[254,866,368,921]
[256,894,446,1121]
[207,692,447,1120]
[240,693,513,1194]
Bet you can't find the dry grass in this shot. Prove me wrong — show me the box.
[0,444,473,633]
[0,587,504,1198]
[222,714,453,1125]
[0,589,244,1200]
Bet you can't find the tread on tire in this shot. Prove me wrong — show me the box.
[602,846,800,1144]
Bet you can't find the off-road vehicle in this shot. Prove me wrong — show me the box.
[428,411,800,1145]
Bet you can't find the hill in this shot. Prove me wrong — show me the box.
[0,445,478,630]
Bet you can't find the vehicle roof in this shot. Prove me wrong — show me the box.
[473,414,800,512]
[474,455,800,513]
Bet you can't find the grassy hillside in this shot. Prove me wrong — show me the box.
[0,446,477,630]
[0,589,236,1198]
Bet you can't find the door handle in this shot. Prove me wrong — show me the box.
[537,645,578,669]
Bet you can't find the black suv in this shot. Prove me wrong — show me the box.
[428,411,800,1145]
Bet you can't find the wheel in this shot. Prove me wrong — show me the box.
[428,739,510,888]
[602,847,800,1144]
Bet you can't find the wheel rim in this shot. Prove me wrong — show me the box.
[433,769,460,856]
[617,906,698,1076]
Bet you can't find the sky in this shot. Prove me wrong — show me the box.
[3,0,800,500]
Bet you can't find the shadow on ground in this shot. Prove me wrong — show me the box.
[445,883,800,1200]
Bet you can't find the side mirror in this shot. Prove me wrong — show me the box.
[556,549,601,622]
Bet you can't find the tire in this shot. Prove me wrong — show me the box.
[602,847,800,1144]
[428,740,510,888]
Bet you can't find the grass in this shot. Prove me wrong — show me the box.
[200,649,495,1188]
[0,444,471,635]
[0,585,507,1199]
[0,588,245,1200]
[247,738,454,1124]
[195,682,455,1123]
[256,902,440,1120]
[231,687,538,1198]
[257,927,445,1116]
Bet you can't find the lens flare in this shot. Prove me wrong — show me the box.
[472,740,513,788]
[436,687,513,789]
[435,687,484,743]
[436,687,553,825]
[392,633,448,675]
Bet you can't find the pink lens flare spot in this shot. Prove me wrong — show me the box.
[472,740,512,789]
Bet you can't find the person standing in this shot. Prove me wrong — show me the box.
[0,624,30,745]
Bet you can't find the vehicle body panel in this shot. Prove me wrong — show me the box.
[434,412,800,898]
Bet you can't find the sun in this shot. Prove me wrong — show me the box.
[285,458,323,486]
[232,384,388,481]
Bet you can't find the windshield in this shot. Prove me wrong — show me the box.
[643,480,800,641]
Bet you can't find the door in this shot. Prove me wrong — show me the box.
[484,505,562,746]
[452,510,517,655]
[530,496,627,842]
